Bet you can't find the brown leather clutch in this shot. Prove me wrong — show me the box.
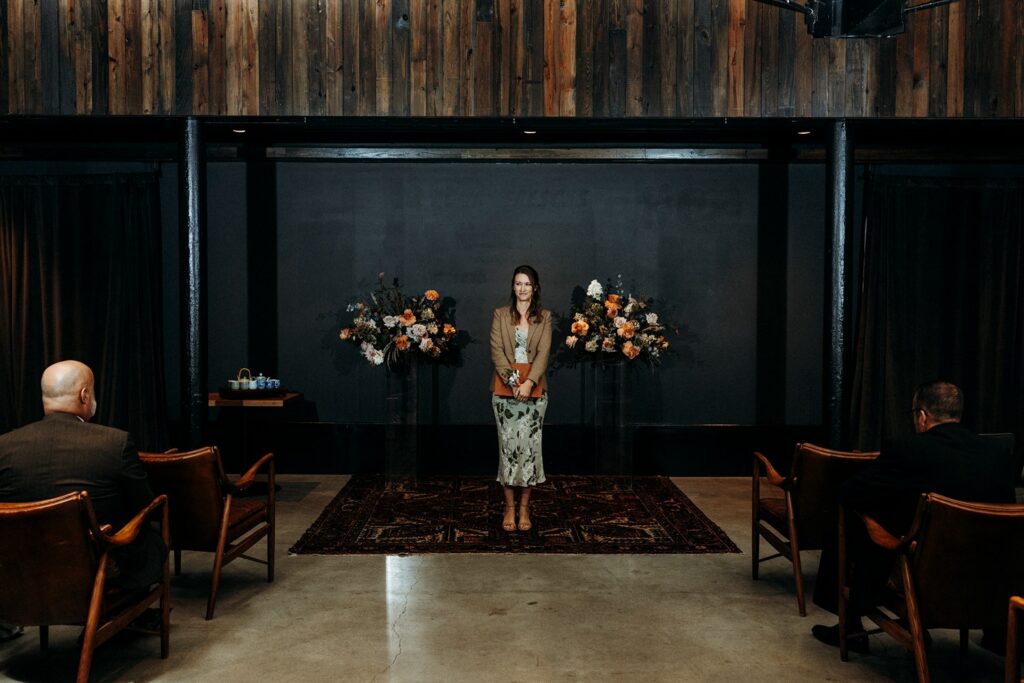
[493,363,546,398]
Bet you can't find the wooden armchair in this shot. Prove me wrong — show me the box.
[839,493,1024,683]
[752,443,879,615]
[1008,596,1024,683]
[0,491,170,683]
[138,446,275,620]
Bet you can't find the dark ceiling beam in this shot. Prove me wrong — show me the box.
[0,116,1022,161]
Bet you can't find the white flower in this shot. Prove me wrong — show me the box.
[383,315,398,328]
[585,339,599,352]
[613,316,627,329]
[371,350,384,365]
[646,312,659,325]
[411,323,427,339]
[419,337,434,352]
[586,279,603,298]
[565,335,578,348]
[362,344,379,363]
[427,323,438,334]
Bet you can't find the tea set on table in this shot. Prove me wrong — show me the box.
[224,368,283,394]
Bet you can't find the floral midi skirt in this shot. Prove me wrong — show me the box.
[492,393,548,487]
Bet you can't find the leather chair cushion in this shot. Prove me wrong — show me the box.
[758,497,788,534]
[227,498,267,541]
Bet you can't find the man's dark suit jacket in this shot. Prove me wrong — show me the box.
[813,421,1015,614]
[0,412,162,589]
[840,421,1015,533]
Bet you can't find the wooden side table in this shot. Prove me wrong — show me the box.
[208,392,301,472]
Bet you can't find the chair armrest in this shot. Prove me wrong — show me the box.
[103,494,168,547]
[164,448,179,454]
[226,452,275,494]
[858,512,914,551]
[753,451,788,488]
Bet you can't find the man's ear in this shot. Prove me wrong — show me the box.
[79,386,90,405]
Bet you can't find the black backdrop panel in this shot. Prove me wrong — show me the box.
[273,162,764,426]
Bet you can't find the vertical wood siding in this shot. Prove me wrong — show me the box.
[2,0,1021,117]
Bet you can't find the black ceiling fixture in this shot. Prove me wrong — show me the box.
[754,0,957,38]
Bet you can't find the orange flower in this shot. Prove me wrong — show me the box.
[339,328,353,341]
[606,294,621,304]
[616,321,636,339]
[658,336,670,349]
[398,309,417,326]
[571,320,589,336]
[424,289,440,301]
[622,341,640,359]
[605,304,621,318]
[443,323,456,337]
[394,335,411,350]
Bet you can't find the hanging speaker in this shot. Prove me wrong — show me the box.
[757,0,955,38]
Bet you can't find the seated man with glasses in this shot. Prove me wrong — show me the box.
[811,380,1015,652]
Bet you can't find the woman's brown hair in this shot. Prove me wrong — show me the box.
[508,264,542,324]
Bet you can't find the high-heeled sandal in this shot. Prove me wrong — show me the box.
[517,504,532,532]
[502,503,517,532]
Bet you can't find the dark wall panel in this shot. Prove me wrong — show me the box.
[206,163,248,390]
[785,163,825,424]
[271,162,767,426]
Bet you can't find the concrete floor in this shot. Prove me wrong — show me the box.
[0,476,1009,682]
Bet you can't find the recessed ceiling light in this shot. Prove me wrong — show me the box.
[523,130,537,135]
[232,128,246,134]
[796,130,811,135]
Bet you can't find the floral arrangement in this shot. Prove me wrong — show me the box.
[339,274,461,370]
[562,277,672,365]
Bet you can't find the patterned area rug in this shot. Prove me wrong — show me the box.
[289,475,740,554]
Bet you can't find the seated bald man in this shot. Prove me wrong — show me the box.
[0,360,165,593]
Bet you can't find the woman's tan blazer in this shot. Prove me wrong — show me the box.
[490,306,552,388]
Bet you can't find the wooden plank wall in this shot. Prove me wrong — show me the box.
[2,0,1022,117]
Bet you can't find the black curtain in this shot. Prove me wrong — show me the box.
[850,174,1024,450]
[0,173,168,450]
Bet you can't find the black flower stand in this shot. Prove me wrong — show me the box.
[587,362,634,483]
[384,363,418,482]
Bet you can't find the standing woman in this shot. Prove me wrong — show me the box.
[490,265,552,532]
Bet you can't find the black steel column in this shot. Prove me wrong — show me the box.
[179,117,207,448]
[825,120,853,448]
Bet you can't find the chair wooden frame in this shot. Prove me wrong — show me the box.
[0,491,170,683]
[839,493,1024,683]
[752,443,879,616]
[138,446,274,620]
[1007,595,1024,683]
